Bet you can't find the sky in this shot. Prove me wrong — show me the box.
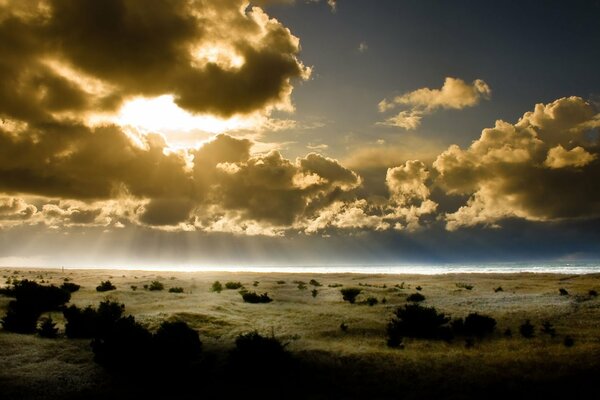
[0,0,599,268]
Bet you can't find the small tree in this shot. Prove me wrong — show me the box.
[341,288,361,304]
[225,282,243,290]
[387,304,452,347]
[148,281,164,291]
[241,291,273,303]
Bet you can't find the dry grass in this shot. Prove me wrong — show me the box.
[1,268,600,398]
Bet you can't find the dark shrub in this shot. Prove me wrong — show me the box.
[589,289,598,297]
[451,313,496,338]
[564,335,575,347]
[211,281,223,293]
[328,283,342,288]
[148,280,164,291]
[520,320,535,338]
[309,279,322,287]
[504,328,513,337]
[456,283,474,290]
[276,280,286,285]
[2,301,41,333]
[153,321,202,367]
[38,317,59,338]
[230,331,288,369]
[559,288,569,296]
[1,280,70,333]
[91,315,153,372]
[341,288,361,304]
[131,285,137,291]
[168,287,184,293]
[60,282,81,293]
[407,292,425,302]
[541,321,557,338]
[96,280,116,292]
[387,304,452,346]
[253,281,259,287]
[241,291,272,303]
[340,322,348,332]
[494,286,503,293]
[365,297,378,306]
[63,300,124,338]
[225,281,243,290]
[415,286,422,291]
[297,282,307,290]
[311,289,318,298]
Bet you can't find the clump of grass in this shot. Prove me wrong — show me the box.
[168,287,184,293]
[520,320,535,338]
[341,288,361,304]
[241,291,273,304]
[148,281,164,291]
[407,292,425,302]
[211,281,223,293]
[96,280,116,292]
[225,281,243,290]
[456,282,474,290]
[309,279,322,287]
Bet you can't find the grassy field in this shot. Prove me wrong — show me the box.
[1,267,600,399]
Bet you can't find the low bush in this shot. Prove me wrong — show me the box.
[131,285,137,291]
[328,283,342,288]
[559,288,569,296]
[415,286,422,291]
[168,287,184,293]
[456,283,474,290]
[276,280,286,285]
[211,281,223,293]
[311,289,318,298]
[148,280,164,291]
[309,279,322,287]
[494,286,503,293]
[297,282,307,290]
[38,317,59,338]
[225,281,243,290]
[407,292,425,302]
[63,300,124,338]
[341,288,361,304]
[241,291,273,303]
[541,321,557,338]
[229,331,289,371]
[387,304,452,346]
[340,322,348,332]
[564,335,575,347]
[253,281,260,287]
[96,281,116,292]
[452,313,497,338]
[153,321,202,367]
[589,289,598,297]
[520,320,535,338]
[365,297,378,306]
[60,282,81,293]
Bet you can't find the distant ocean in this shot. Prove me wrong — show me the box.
[84,261,600,275]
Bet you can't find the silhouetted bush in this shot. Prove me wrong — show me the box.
[168,287,184,293]
[589,289,598,297]
[494,286,503,293]
[1,280,70,333]
[341,288,361,304]
[365,297,378,306]
[297,282,307,290]
[407,292,425,302]
[148,280,164,291]
[415,286,422,291]
[276,280,286,284]
[541,321,557,338]
[63,300,124,338]
[225,281,243,290]
[96,280,116,292]
[340,322,348,332]
[559,288,569,296]
[520,320,535,338]
[504,328,513,337]
[38,317,59,338]
[153,321,202,367]
[60,282,81,293]
[311,289,318,298]
[230,331,288,370]
[91,315,153,372]
[387,304,452,346]
[564,335,575,347]
[309,279,322,287]
[452,313,497,338]
[241,291,272,303]
[253,281,259,287]
[211,281,223,293]
[456,283,474,290]
[328,283,342,288]
[131,285,137,291]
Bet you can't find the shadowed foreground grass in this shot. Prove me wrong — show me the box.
[1,268,600,399]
